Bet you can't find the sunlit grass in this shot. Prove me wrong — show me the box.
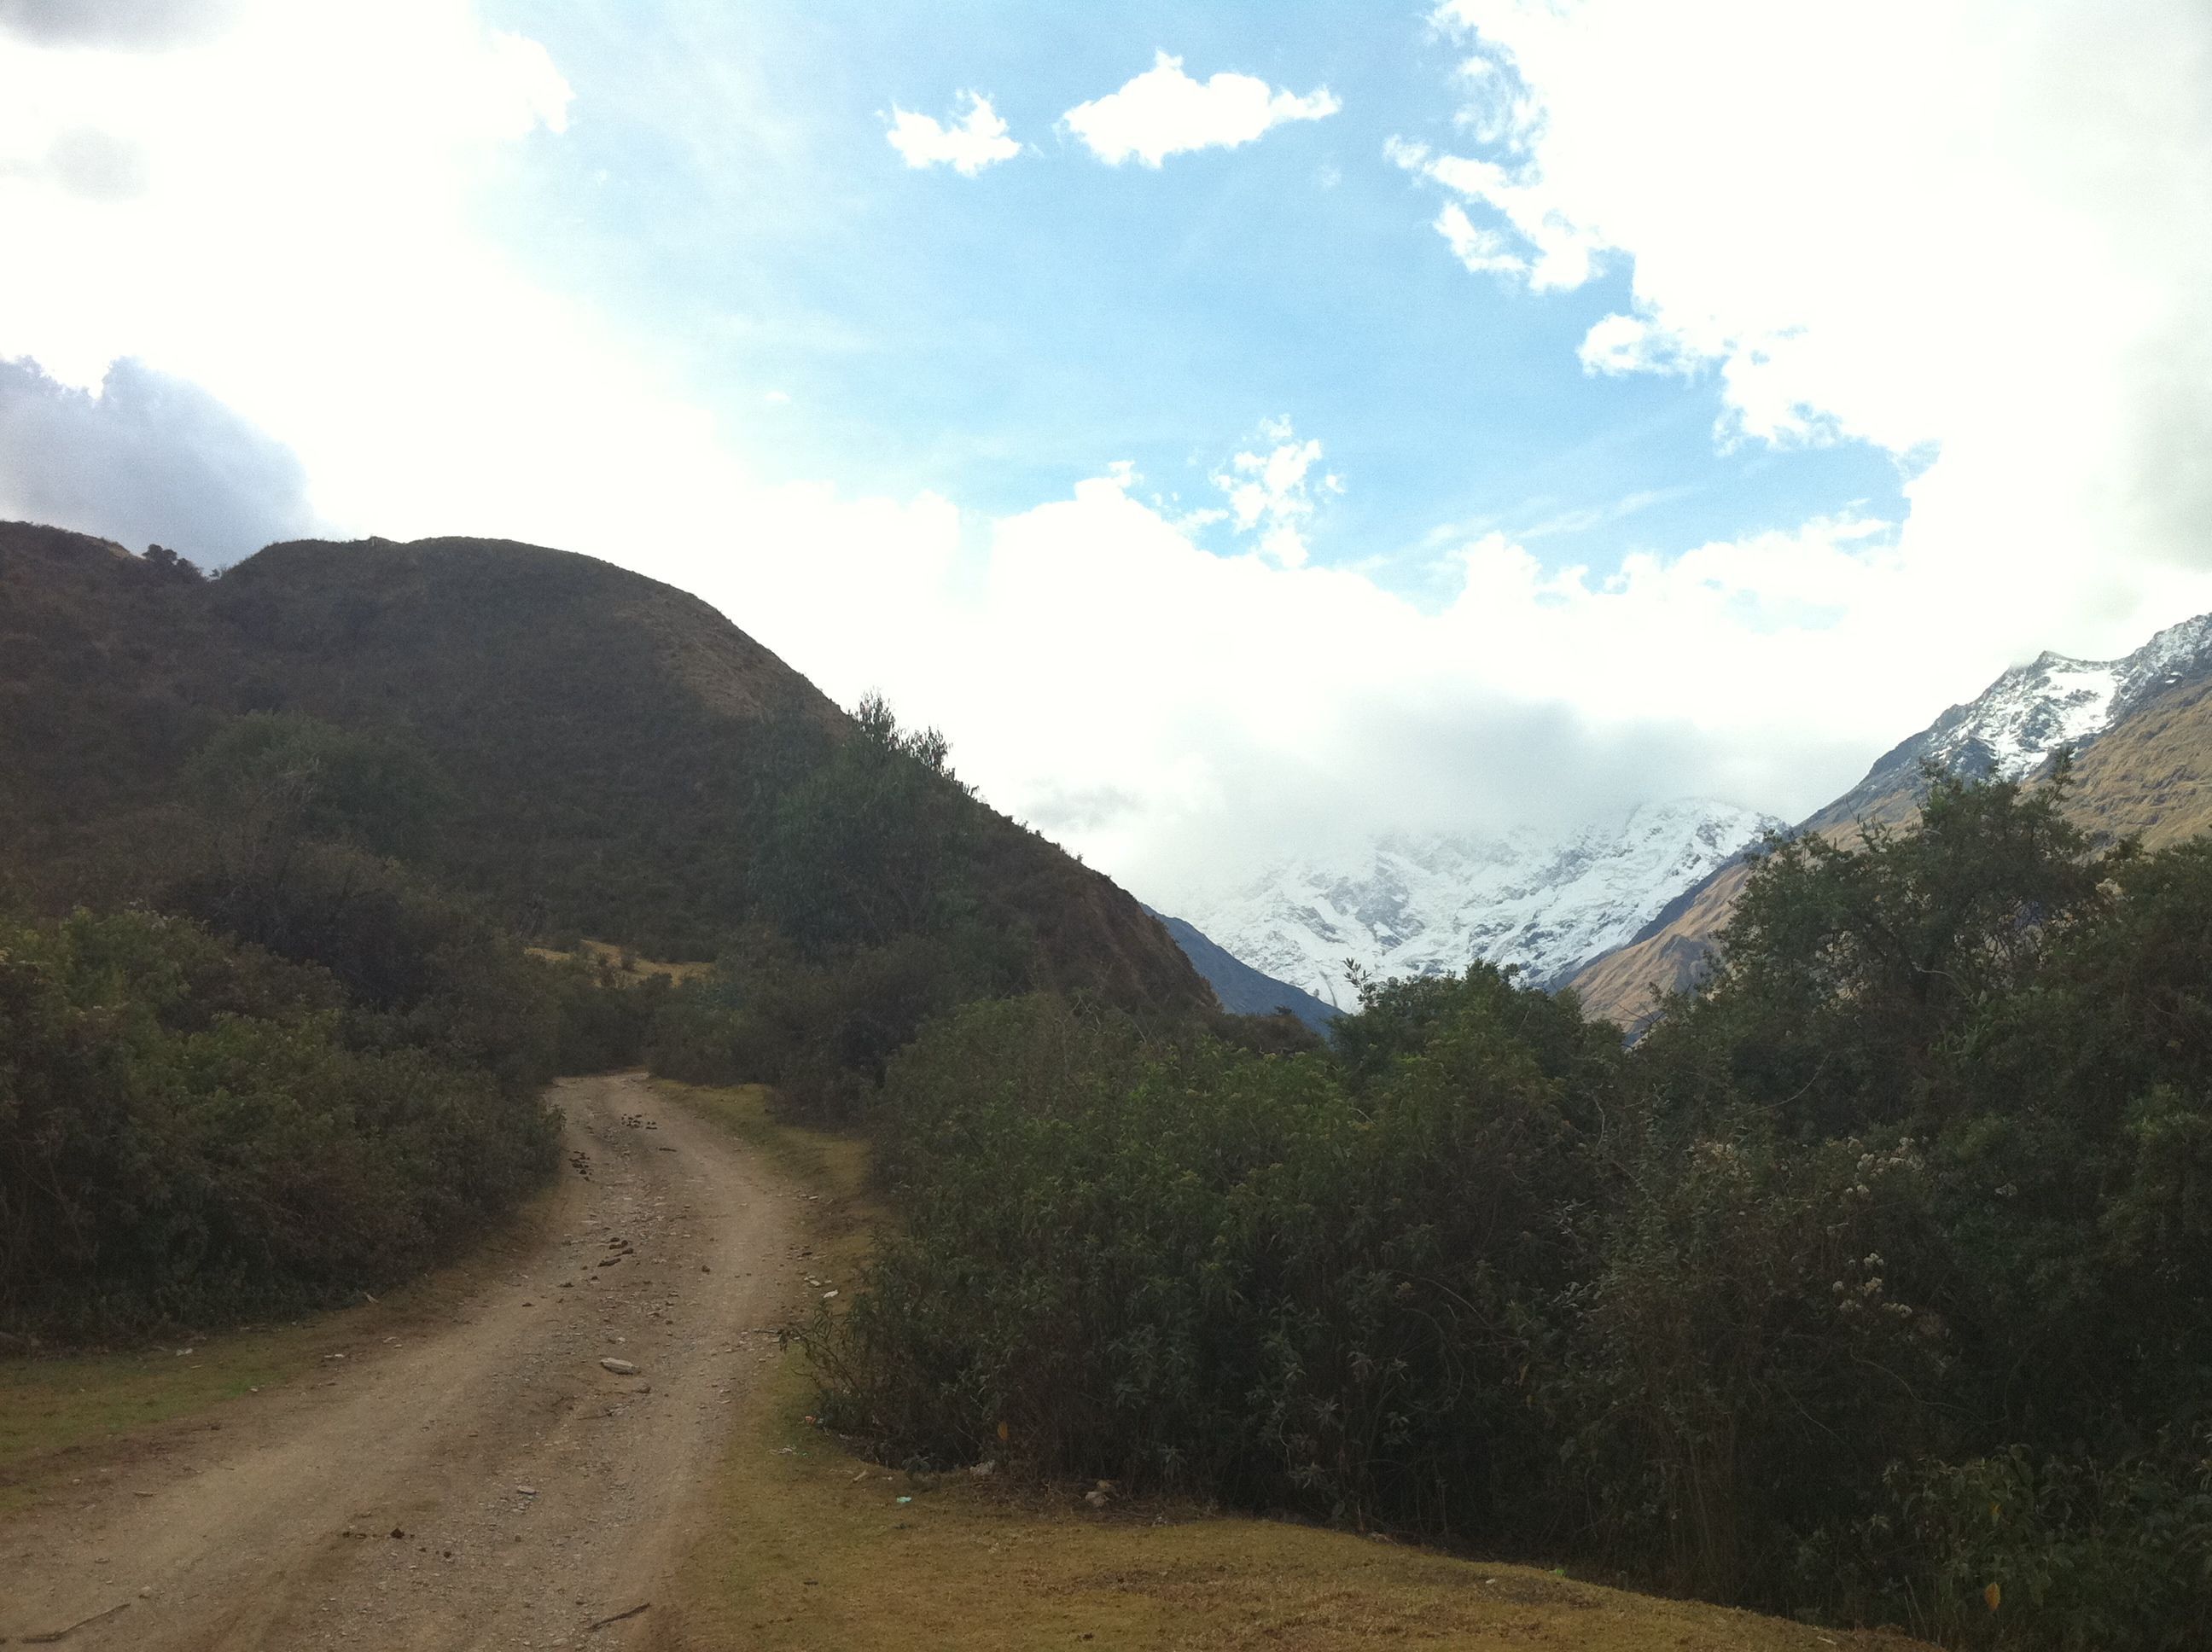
[527,939,715,982]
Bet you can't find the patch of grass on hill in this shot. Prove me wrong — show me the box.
[527,940,716,984]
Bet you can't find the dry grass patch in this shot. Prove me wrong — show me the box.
[660,1361,1930,1652]
[655,1084,1927,1652]
[527,939,715,982]
[652,1079,872,1215]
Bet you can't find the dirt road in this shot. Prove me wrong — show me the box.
[0,1073,805,1650]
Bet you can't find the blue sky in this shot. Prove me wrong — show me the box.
[2,0,2209,900]
[492,0,1905,598]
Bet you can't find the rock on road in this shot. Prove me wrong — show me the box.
[0,1073,806,1650]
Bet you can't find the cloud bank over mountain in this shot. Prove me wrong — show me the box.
[3,1,2209,907]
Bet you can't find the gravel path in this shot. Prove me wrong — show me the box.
[0,1073,805,1650]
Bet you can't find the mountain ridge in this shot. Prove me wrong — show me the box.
[1566,608,2212,1026]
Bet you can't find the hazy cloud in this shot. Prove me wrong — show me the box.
[0,0,236,50]
[0,356,316,563]
[1022,782,1144,835]
[41,128,149,199]
[0,128,149,201]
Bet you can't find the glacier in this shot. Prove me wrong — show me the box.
[1183,800,1783,1011]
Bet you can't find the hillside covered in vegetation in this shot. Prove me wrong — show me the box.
[0,521,1212,1001]
[0,523,1216,1331]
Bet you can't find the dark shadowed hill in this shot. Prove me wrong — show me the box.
[1143,906,1339,1035]
[0,522,1214,1017]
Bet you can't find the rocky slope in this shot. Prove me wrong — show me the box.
[1568,611,2212,1027]
[1182,800,1781,1011]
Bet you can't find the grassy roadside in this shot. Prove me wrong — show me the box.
[0,1174,571,1521]
[652,1079,1927,1652]
[0,1322,331,1520]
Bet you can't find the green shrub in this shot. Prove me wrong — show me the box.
[1552,1126,1950,1601]
[645,916,1029,1123]
[808,975,1607,1539]
[1807,1438,2212,1649]
[0,909,558,1337]
[544,955,668,1073]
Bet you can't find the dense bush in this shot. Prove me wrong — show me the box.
[0,700,689,1340]
[186,710,455,864]
[647,925,1027,1121]
[811,976,1613,1536]
[809,773,2212,1649]
[0,909,560,1336]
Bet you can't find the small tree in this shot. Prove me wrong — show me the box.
[1687,762,2112,1137]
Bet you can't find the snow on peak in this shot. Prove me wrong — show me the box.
[1181,799,1781,1010]
[1866,609,2212,794]
[2116,613,2212,708]
[1922,653,2121,782]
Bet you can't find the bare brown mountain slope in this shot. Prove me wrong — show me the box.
[1567,669,2212,1028]
[2063,670,2212,846]
[1563,858,1758,1030]
[0,521,1212,1016]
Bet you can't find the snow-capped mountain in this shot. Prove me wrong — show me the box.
[1567,606,2212,1029]
[1825,613,2212,823]
[1184,800,1783,1011]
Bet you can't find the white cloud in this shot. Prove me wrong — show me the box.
[1063,51,1340,167]
[1414,0,2212,532]
[884,90,1021,176]
[1386,136,1603,289]
[1210,418,1342,569]
[484,30,572,138]
[1578,311,1686,375]
[1435,201,1525,276]
[1360,0,2212,800]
